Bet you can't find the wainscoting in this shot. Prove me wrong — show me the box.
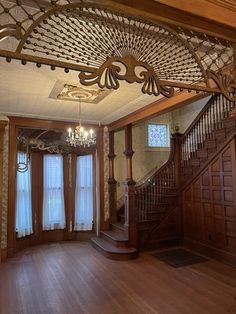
[183,138,236,262]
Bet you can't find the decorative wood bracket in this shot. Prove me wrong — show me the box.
[79,55,175,98]
[0,1,235,101]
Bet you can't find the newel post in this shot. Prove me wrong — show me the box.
[171,132,183,189]
[108,131,117,222]
[123,124,137,248]
[171,131,183,239]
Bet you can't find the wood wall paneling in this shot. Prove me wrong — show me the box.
[183,138,236,256]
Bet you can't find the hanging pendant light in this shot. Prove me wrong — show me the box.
[17,150,30,173]
[66,97,96,147]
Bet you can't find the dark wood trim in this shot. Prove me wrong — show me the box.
[7,121,17,257]
[108,131,117,222]
[96,127,106,230]
[0,247,7,262]
[108,92,207,132]
[123,125,137,248]
[105,0,236,41]
[7,116,101,131]
[0,121,7,263]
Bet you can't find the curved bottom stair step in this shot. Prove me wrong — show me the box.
[91,237,137,261]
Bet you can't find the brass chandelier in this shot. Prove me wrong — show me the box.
[66,98,96,147]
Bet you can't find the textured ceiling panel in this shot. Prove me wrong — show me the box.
[0,58,158,124]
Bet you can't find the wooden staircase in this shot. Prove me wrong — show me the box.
[91,222,137,260]
[92,93,236,258]
[135,94,236,248]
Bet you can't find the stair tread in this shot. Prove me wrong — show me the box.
[91,237,136,254]
[101,230,128,242]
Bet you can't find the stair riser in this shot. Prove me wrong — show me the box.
[117,214,125,224]
[196,151,208,158]
[91,241,137,261]
[100,232,128,248]
[204,140,216,149]
[223,119,236,129]
[111,224,126,233]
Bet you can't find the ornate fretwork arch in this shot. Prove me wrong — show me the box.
[0,0,235,100]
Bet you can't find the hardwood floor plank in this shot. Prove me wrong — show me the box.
[0,242,236,314]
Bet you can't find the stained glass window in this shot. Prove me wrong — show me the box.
[148,124,169,147]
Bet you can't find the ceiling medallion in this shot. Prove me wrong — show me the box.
[58,84,104,102]
[49,81,112,103]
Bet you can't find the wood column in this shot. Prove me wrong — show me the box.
[108,131,117,222]
[0,121,7,263]
[96,126,105,230]
[171,132,183,188]
[64,153,76,240]
[171,132,183,239]
[123,124,137,248]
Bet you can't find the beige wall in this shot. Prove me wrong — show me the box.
[171,96,211,134]
[113,96,210,202]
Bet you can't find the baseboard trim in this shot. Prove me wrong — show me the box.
[184,238,236,265]
[1,248,7,262]
[141,237,182,251]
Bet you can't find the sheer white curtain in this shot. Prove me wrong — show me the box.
[74,155,93,231]
[15,152,33,238]
[43,154,65,230]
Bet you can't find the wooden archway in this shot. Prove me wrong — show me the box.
[0,0,235,100]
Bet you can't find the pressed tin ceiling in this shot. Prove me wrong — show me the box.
[0,58,161,124]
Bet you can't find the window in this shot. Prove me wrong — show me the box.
[74,155,93,231]
[148,123,169,147]
[42,154,65,230]
[15,152,33,238]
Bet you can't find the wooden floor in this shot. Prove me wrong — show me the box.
[0,242,236,314]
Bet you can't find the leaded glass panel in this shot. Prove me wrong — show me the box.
[148,124,168,147]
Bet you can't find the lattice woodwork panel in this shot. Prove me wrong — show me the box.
[0,0,235,99]
[183,138,236,253]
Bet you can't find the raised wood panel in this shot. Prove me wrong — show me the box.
[138,207,181,250]
[183,139,236,255]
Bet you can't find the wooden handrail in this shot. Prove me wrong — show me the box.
[181,94,236,166]
[135,93,236,223]
[181,94,214,140]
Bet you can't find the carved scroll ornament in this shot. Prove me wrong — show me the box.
[79,55,174,98]
[207,68,236,101]
[0,0,235,100]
